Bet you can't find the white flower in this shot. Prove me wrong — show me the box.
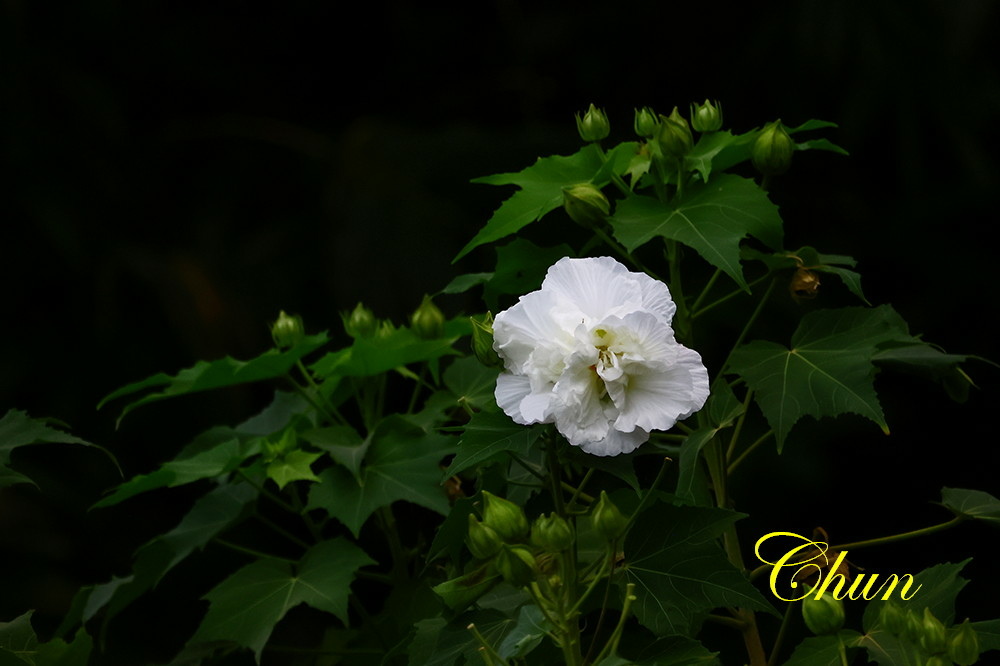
[492,256,710,456]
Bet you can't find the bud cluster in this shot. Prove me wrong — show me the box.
[878,603,981,666]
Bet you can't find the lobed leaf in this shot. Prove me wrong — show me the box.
[610,176,782,290]
[622,501,775,635]
[782,630,863,666]
[456,143,634,261]
[99,333,330,424]
[188,538,374,662]
[940,487,1000,526]
[729,305,913,449]
[0,410,116,487]
[444,411,544,480]
[308,418,455,537]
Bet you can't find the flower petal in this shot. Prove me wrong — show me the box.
[612,346,710,433]
[576,425,649,457]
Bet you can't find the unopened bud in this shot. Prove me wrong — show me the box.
[751,120,794,176]
[495,545,537,587]
[531,513,574,552]
[947,619,980,666]
[411,295,445,340]
[690,99,723,133]
[655,107,694,160]
[271,310,305,348]
[920,607,948,655]
[466,513,503,560]
[481,491,529,542]
[634,106,659,138]
[470,312,501,367]
[802,587,845,635]
[924,657,949,666]
[563,183,610,228]
[879,602,907,636]
[591,491,629,541]
[343,302,377,339]
[575,103,610,143]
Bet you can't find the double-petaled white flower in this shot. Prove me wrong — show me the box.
[493,257,710,456]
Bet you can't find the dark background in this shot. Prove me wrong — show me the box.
[2,0,999,661]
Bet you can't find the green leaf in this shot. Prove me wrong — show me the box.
[783,630,862,666]
[455,145,605,261]
[100,333,330,424]
[266,449,322,490]
[310,322,463,379]
[686,130,747,183]
[308,418,455,537]
[743,247,869,304]
[857,629,926,666]
[443,356,501,412]
[409,609,513,666]
[445,412,544,480]
[188,538,374,662]
[483,238,575,312]
[301,426,367,481]
[631,634,720,665]
[674,427,720,507]
[863,560,971,633]
[497,604,548,660]
[0,410,116,486]
[92,433,248,508]
[941,487,1000,526]
[969,619,1000,653]
[796,138,850,156]
[729,305,912,449]
[439,272,494,295]
[430,563,503,613]
[622,502,775,635]
[77,481,257,626]
[426,497,477,564]
[610,176,782,290]
[0,613,36,665]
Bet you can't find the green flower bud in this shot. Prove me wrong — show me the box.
[920,607,948,655]
[411,295,445,340]
[575,103,610,143]
[342,302,377,339]
[655,107,694,160]
[481,491,529,542]
[879,602,907,636]
[751,120,794,176]
[375,320,396,340]
[634,106,659,138]
[495,544,538,587]
[531,513,574,552]
[591,491,629,541]
[903,609,924,643]
[271,310,305,348]
[470,312,501,368]
[802,587,845,635]
[562,183,610,228]
[947,619,981,666]
[924,656,950,666]
[690,99,723,133]
[466,513,503,560]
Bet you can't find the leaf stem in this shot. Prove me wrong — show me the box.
[211,537,297,564]
[714,278,777,386]
[254,513,312,549]
[591,582,637,666]
[691,273,772,320]
[830,515,966,552]
[767,600,798,666]
[691,268,723,314]
[236,468,299,515]
[728,430,774,476]
[725,389,755,463]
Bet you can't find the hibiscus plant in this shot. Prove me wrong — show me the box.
[3,102,999,666]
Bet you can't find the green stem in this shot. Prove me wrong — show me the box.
[623,457,673,534]
[714,278,777,385]
[254,513,312,549]
[691,268,723,314]
[466,623,508,666]
[591,582,637,665]
[582,542,619,664]
[212,538,297,564]
[565,468,595,512]
[691,273,771,319]
[294,361,348,426]
[705,613,748,630]
[507,451,547,482]
[377,505,408,581]
[767,600,798,666]
[590,224,660,281]
[728,430,774,476]
[237,469,299,515]
[593,144,632,197]
[667,239,692,342]
[725,389,755,463]
[830,516,966,552]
